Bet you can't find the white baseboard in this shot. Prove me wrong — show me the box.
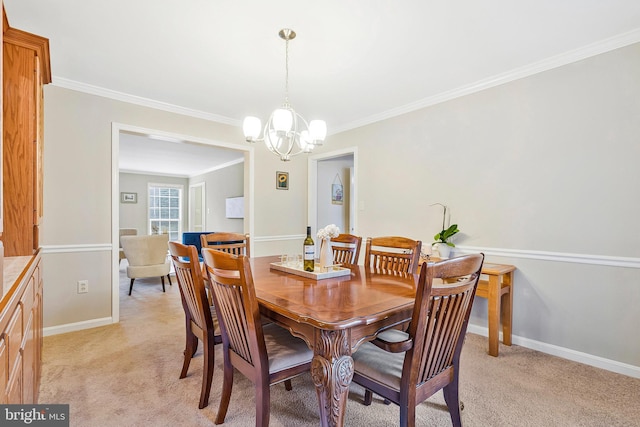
[467,325,640,379]
[43,317,114,337]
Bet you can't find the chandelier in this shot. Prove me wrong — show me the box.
[243,29,327,161]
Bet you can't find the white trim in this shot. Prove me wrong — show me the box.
[466,326,640,379]
[41,244,112,254]
[188,182,206,231]
[454,245,640,269]
[332,29,640,134]
[40,241,639,269]
[53,77,240,126]
[119,158,246,179]
[192,157,245,177]
[44,317,114,337]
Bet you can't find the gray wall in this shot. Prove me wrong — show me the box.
[39,42,640,374]
[119,172,189,236]
[189,161,244,233]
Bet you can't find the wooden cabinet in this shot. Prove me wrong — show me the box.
[0,251,42,403]
[2,10,51,257]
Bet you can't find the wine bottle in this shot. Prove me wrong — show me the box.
[303,226,315,272]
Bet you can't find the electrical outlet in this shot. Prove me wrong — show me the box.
[77,280,89,294]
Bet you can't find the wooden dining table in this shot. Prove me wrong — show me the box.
[250,255,418,427]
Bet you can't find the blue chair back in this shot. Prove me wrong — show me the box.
[182,232,216,261]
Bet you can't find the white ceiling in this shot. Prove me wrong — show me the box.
[5,0,640,175]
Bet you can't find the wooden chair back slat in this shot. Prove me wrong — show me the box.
[330,233,362,266]
[200,232,250,258]
[364,236,422,274]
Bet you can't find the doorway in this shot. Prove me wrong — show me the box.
[111,122,254,323]
[189,182,206,232]
[308,147,358,239]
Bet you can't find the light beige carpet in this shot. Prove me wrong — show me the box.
[38,262,640,426]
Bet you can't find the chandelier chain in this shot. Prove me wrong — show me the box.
[284,36,290,107]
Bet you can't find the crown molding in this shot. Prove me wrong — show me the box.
[49,28,640,135]
[332,28,640,134]
[52,77,241,126]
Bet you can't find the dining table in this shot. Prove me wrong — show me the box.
[250,255,419,427]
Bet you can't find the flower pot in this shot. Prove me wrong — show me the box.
[435,243,451,259]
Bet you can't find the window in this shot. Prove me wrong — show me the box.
[148,184,182,241]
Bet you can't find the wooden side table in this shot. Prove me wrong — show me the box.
[476,262,516,356]
[420,257,516,357]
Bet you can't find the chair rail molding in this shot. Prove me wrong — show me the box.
[41,243,112,253]
[454,245,640,269]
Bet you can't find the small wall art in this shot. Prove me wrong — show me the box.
[121,192,137,203]
[276,171,289,190]
[331,174,343,205]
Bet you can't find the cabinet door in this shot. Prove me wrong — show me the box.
[6,354,22,404]
[22,311,34,404]
[0,337,7,404]
[2,41,37,256]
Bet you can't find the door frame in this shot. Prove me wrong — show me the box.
[112,122,254,323]
[188,181,206,231]
[307,147,358,237]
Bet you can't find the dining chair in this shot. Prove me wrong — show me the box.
[351,253,485,427]
[364,236,422,274]
[168,241,222,409]
[200,232,250,257]
[120,234,172,295]
[330,233,362,267]
[201,248,313,426]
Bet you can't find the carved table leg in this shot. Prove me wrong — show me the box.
[310,329,354,427]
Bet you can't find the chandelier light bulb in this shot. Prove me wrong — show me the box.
[309,120,327,143]
[272,108,293,133]
[243,116,261,141]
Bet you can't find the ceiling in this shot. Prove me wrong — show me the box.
[5,0,640,175]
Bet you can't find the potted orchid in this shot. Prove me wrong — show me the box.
[430,203,459,259]
[317,224,340,268]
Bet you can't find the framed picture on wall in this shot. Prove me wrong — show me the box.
[332,173,343,204]
[276,171,289,190]
[331,184,343,204]
[121,192,137,203]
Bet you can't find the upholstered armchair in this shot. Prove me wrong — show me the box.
[120,234,172,295]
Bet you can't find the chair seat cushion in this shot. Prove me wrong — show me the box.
[263,323,313,373]
[375,328,409,343]
[127,261,170,279]
[352,339,406,391]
